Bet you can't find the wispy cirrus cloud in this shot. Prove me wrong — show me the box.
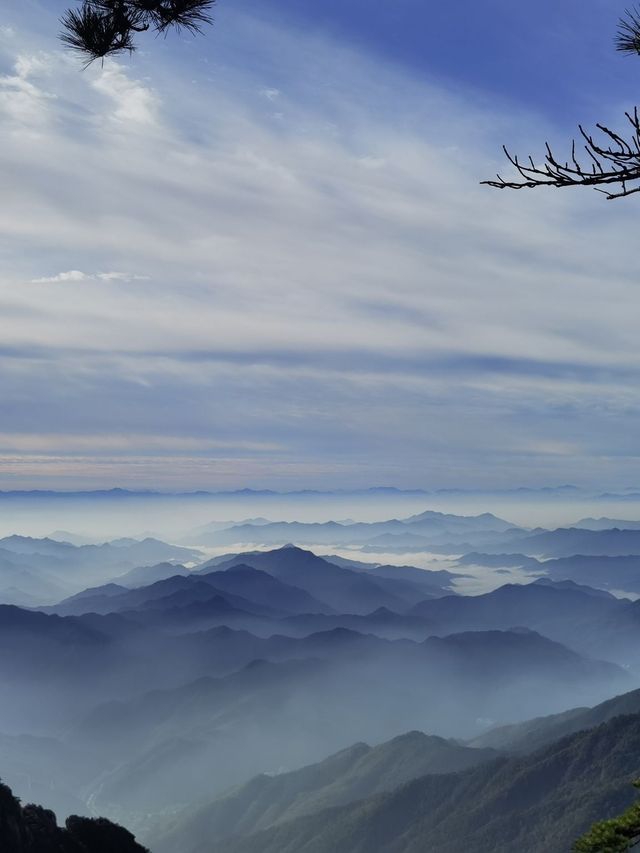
[0,50,57,126]
[90,63,159,125]
[0,432,282,454]
[1,1,640,491]
[31,271,149,283]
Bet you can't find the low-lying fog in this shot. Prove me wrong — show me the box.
[3,488,640,542]
[2,489,640,851]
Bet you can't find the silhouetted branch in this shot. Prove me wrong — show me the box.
[484,7,640,200]
[617,6,640,55]
[60,0,215,65]
[483,109,640,200]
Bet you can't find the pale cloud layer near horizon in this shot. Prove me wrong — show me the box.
[1,2,640,491]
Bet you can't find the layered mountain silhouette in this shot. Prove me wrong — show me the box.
[68,625,626,814]
[459,552,640,595]
[202,511,518,549]
[490,527,640,557]
[0,535,202,606]
[198,546,446,613]
[574,516,640,530]
[0,535,199,566]
[1,546,634,727]
[203,712,640,853]
[152,731,499,853]
[408,579,640,667]
[3,532,640,852]
[47,547,453,619]
[468,685,640,753]
[113,561,192,588]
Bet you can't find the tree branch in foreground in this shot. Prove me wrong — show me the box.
[482,108,640,200]
[60,0,215,66]
[484,8,640,201]
[573,781,640,852]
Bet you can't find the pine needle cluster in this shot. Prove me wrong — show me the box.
[60,0,215,65]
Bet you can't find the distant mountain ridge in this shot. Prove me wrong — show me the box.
[70,624,626,815]
[202,511,519,549]
[494,527,640,557]
[0,535,200,564]
[0,535,203,607]
[197,547,452,613]
[574,517,640,530]
[215,712,640,853]
[408,580,640,667]
[153,731,499,853]
[468,685,640,753]
[3,538,640,846]
[457,551,640,595]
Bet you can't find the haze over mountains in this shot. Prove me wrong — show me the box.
[4,499,640,851]
[0,536,201,607]
[212,710,640,853]
[197,510,519,550]
[153,688,640,853]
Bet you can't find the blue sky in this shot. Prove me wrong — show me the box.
[234,0,637,122]
[1,0,640,491]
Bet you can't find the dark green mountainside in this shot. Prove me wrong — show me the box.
[213,713,640,853]
[470,686,640,753]
[0,778,147,852]
[153,730,498,853]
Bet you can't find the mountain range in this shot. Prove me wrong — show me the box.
[152,731,499,853]
[2,526,640,851]
[149,687,640,853]
[0,535,202,606]
[196,511,520,550]
[210,711,640,853]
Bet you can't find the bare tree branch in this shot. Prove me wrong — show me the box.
[482,109,640,200]
[484,7,640,200]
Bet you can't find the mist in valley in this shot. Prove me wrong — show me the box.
[2,492,640,850]
[3,0,640,848]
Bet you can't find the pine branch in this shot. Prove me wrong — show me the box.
[60,3,138,65]
[617,7,640,55]
[144,0,215,34]
[60,0,215,65]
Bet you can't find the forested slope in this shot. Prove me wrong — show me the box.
[217,713,640,853]
[0,778,148,853]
